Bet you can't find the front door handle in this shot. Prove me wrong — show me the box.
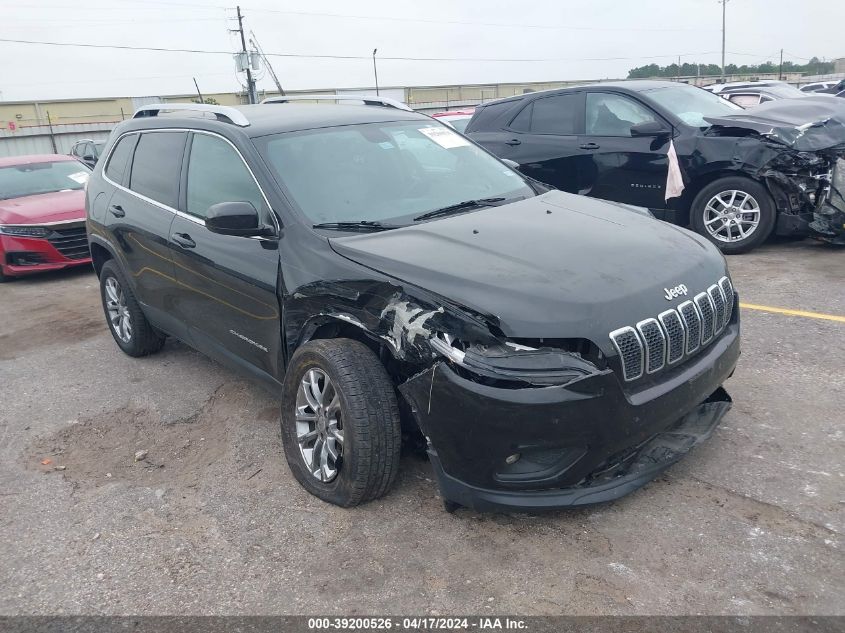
[108,204,125,218]
[171,233,196,249]
[579,142,600,150]
[504,138,522,146]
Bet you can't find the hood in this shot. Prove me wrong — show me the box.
[0,190,86,225]
[329,191,728,344]
[704,96,845,151]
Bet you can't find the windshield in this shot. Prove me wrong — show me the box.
[646,84,743,127]
[256,120,533,226]
[761,84,806,98]
[0,161,90,201]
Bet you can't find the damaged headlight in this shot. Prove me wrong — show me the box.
[430,333,599,386]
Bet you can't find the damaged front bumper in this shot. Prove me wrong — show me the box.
[399,323,739,512]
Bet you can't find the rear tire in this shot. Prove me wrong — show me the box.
[690,177,776,254]
[99,259,165,357]
[280,338,402,507]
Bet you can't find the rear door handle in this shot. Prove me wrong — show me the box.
[579,142,600,150]
[171,233,196,249]
[504,138,522,146]
[108,204,125,218]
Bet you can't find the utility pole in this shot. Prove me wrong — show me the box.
[193,77,204,104]
[778,48,783,80]
[251,32,285,96]
[235,6,257,104]
[372,48,379,95]
[720,0,727,82]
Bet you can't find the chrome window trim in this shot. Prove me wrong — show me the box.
[694,291,716,345]
[100,127,280,237]
[658,308,686,365]
[677,300,701,354]
[636,317,666,374]
[609,325,644,382]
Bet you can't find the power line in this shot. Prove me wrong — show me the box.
[0,37,731,63]
[244,7,719,32]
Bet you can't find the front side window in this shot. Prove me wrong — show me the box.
[128,131,186,208]
[586,93,658,136]
[186,133,265,219]
[0,160,90,201]
[728,94,761,108]
[256,120,534,226]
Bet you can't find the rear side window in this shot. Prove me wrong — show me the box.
[465,100,522,132]
[530,94,581,135]
[104,134,136,184]
[186,133,265,219]
[128,131,186,208]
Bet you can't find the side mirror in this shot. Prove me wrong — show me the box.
[501,158,521,170]
[630,121,671,137]
[205,201,273,237]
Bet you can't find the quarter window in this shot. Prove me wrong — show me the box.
[128,131,186,208]
[586,93,657,136]
[529,94,581,135]
[186,133,265,219]
[104,134,136,185]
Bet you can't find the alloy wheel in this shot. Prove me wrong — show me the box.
[104,277,132,343]
[294,368,344,482]
[703,189,761,243]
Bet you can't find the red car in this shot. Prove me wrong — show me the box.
[0,154,92,281]
[431,109,476,132]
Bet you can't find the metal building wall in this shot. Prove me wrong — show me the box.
[0,123,114,158]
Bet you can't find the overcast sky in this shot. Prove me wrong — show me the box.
[1,0,842,102]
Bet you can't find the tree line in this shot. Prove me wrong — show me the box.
[628,57,835,79]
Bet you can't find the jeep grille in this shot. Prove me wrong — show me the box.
[609,276,734,382]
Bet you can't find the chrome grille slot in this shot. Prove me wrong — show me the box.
[719,277,734,324]
[636,318,666,374]
[609,327,643,382]
[658,309,686,365]
[709,284,726,333]
[695,292,716,344]
[678,300,701,354]
[608,276,733,382]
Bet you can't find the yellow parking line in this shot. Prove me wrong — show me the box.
[740,303,845,323]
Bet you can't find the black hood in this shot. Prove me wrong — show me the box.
[329,191,728,346]
[704,96,845,151]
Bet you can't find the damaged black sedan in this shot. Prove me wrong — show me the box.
[467,81,845,253]
[86,100,739,513]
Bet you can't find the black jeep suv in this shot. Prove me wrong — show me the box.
[467,80,845,253]
[86,100,739,512]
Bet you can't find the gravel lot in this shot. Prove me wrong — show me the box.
[0,238,842,616]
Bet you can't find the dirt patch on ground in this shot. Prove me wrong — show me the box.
[0,309,104,361]
[27,383,264,489]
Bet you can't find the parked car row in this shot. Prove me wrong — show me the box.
[466,80,845,252]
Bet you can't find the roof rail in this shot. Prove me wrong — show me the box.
[261,94,414,112]
[133,103,250,127]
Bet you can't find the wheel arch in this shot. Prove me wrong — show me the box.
[88,240,113,277]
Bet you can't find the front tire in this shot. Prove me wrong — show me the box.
[280,338,402,507]
[690,177,776,254]
[99,259,165,357]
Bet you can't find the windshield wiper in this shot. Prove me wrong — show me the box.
[312,220,401,232]
[413,197,507,222]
